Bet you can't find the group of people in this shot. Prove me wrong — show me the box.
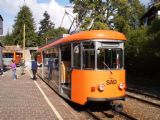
[7,57,38,80]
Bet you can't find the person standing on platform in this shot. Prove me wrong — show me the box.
[31,57,38,80]
[48,57,54,80]
[20,58,25,75]
[10,60,17,80]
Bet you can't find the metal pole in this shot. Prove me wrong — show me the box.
[45,37,47,44]
[23,24,25,60]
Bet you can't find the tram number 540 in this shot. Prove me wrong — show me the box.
[106,79,117,85]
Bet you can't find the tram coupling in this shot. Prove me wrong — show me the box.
[111,103,123,112]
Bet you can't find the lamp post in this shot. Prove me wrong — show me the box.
[22,0,26,60]
[23,23,25,60]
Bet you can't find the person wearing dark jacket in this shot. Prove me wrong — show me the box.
[31,58,38,80]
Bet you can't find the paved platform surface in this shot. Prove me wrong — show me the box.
[0,68,84,120]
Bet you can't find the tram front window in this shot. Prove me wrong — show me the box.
[82,41,95,69]
[83,50,95,69]
[97,48,123,70]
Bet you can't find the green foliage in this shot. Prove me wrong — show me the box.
[38,27,68,46]
[149,18,160,33]
[71,0,112,30]
[0,35,6,45]
[38,11,68,46]
[48,27,67,38]
[38,11,55,36]
[126,18,160,76]
[92,21,109,30]
[3,31,13,45]
[11,5,38,47]
[113,0,145,33]
[147,19,160,58]
[38,11,56,45]
[125,27,149,73]
[126,26,148,55]
[70,0,145,33]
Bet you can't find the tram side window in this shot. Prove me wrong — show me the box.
[50,48,59,71]
[83,50,95,69]
[43,52,50,66]
[73,43,81,68]
[61,44,71,68]
[97,48,123,69]
[43,47,59,71]
[3,53,13,58]
[61,45,71,81]
[44,52,57,67]
[61,45,71,61]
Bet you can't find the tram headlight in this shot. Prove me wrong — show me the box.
[119,83,125,90]
[98,84,105,92]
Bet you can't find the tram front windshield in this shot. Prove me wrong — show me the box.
[74,42,124,70]
[97,48,123,70]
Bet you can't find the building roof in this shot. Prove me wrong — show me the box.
[141,2,160,21]
[3,45,22,52]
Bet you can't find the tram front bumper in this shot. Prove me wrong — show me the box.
[87,95,125,102]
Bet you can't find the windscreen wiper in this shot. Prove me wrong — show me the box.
[102,61,113,74]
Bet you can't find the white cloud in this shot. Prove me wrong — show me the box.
[0,0,151,35]
[0,0,75,35]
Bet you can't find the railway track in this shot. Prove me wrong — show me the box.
[85,109,138,120]
[126,88,160,108]
[127,88,160,100]
[111,110,138,120]
[84,88,160,120]
[80,102,138,120]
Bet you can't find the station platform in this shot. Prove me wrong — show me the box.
[0,67,84,120]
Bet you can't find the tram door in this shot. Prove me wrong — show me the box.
[60,44,71,98]
[15,52,22,65]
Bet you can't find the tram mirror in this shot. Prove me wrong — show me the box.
[74,45,79,54]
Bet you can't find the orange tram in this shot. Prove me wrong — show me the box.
[3,51,22,66]
[37,30,127,111]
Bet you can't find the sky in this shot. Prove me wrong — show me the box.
[0,0,150,36]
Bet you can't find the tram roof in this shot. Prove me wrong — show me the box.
[38,30,127,51]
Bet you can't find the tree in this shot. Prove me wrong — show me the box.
[3,30,13,45]
[70,0,112,30]
[113,0,145,33]
[147,19,160,71]
[125,18,160,76]
[39,27,68,45]
[125,26,149,73]
[11,5,38,47]
[38,11,55,36]
[70,0,145,33]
